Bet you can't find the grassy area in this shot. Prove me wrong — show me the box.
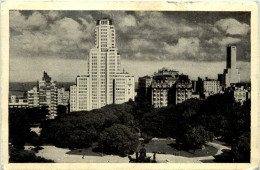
[139,139,218,158]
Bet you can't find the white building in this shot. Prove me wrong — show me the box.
[70,75,91,112]
[112,73,135,104]
[203,79,221,98]
[88,18,122,109]
[57,87,70,106]
[233,86,250,104]
[9,95,28,108]
[70,18,135,112]
[223,45,240,87]
[70,85,77,112]
[28,86,39,108]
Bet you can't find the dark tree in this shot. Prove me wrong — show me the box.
[177,125,214,150]
[57,105,67,117]
[99,124,139,156]
[231,132,250,162]
[9,145,54,163]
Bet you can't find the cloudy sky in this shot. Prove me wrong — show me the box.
[10,10,251,82]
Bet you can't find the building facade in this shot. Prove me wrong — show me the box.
[138,75,152,103]
[203,79,221,98]
[112,73,135,104]
[223,45,240,87]
[70,75,91,112]
[38,72,58,119]
[57,87,70,106]
[27,72,58,119]
[28,86,39,108]
[70,18,135,112]
[9,95,28,108]
[173,75,193,105]
[196,77,221,99]
[137,68,195,107]
[233,86,251,104]
[151,74,177,108]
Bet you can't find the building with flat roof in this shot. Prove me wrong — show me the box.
[58,87,70,106]
[112,73,135,104]
[223,45,240,87]
[196,77,222,99]
[9,95,28,108]
[70,75,91,112]
[28,86,39,108]
[138,75,152,103]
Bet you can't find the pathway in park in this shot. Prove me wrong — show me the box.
[25,141,230,163]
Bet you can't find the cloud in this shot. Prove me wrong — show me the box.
[206,37,241,46]
[164,37,200,59]
[10,11,95,59]
[10,11,47,32]
[117,15,137,32]
[48,11,60,20]
[215,18,250,36]
[9,11,251,81]
[218,37,241,46]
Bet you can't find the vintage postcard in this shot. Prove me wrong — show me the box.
[1,1,259,170]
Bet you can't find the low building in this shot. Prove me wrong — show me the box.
[9,95,28,108]
[233,86,251,104]
[58,87,70,106]
[70,75,91,112]
[112,73,135,104]
[28,86,39,108]
[191,93,200,99]
[196,77,222,99]
[203,78,221,98]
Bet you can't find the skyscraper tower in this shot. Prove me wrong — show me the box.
[89,18,121,109]
[223,45,240,87]
[70,18,135,112]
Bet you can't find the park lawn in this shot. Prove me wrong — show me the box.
[139,139,218,158]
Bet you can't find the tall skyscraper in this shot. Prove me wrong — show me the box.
[223,45,240,87]
[70,18,135,111]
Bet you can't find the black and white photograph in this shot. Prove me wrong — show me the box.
[2,1,259,169]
